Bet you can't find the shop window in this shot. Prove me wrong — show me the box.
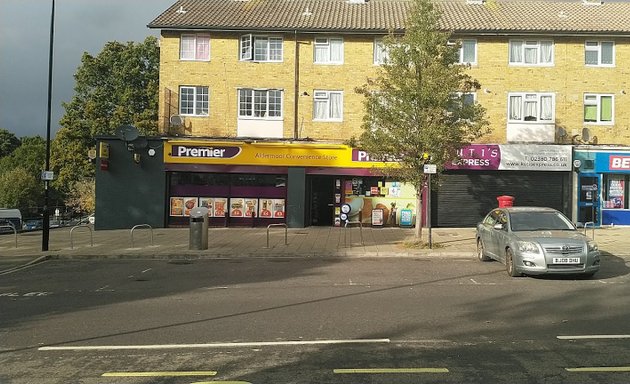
[603,174,627,209]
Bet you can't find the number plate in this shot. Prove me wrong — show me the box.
[552,257,581,264]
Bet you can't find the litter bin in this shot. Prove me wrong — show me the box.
[189,207,209,250]
[497,195,514,208]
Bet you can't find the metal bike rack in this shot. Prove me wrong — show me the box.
[584,221,595,240]
[0,223,17,248]
[344,220,363,247]
[266,223,288,248]
[70,224,93,249]
[130,224,154,248]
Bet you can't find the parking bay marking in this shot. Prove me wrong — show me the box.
[102,371,217,377]
[334,368,449,374]
[557,335,630,340]
[566,367,630,372]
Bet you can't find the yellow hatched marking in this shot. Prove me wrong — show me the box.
[334,368,449,374]
[102,371,217,377]
[566,367,630,372]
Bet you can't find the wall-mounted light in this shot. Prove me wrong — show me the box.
[302,91,310,96]
[483,88,491,94]
[148,148,156,157]
[621,90,626,94]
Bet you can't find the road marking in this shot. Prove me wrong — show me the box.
[141,268,152,273]
[334,368,449,374]
[39,338,391,351]
[191,382,252,384]
[557,335,630,340]
[566,367,630,372]
[102,371,217,377]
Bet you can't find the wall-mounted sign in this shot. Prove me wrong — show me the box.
[446,144,571,171]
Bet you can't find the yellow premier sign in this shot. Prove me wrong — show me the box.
[164,140,393,169]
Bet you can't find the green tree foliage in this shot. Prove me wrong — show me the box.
[52,36,160,193]
[65,178,95,214]
[0,136,46,212]
[0,129,21,158]
[356,0,488,237]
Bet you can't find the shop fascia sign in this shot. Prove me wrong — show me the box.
[590,151,630,173]
[446,144,572,171]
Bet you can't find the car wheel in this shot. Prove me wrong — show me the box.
[477,238,490,261]
[505,248,522,277]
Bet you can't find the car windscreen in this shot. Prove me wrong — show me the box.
[509,211,575,232]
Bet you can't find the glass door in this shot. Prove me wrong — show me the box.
[577,175,600,226]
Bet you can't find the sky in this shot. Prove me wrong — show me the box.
[0,0,175,138]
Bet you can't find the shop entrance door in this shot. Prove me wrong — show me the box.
[578,175,600,226]
[308,175,335,226]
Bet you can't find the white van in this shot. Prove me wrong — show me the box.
[0,208,22,232]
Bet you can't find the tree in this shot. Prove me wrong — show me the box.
[356,0,488,239]
[0,129,20,158]
[0,136,47,212]
[65,178,95,214]
[51,36,160,193]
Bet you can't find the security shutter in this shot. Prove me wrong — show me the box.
[433,171,569,227]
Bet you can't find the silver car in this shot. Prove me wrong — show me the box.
[476,207,600,277]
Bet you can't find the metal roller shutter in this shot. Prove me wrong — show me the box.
[433,171,569,227]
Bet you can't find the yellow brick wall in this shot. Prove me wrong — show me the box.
[159,31,630,145]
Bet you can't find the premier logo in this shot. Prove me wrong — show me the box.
[171,145,241,159]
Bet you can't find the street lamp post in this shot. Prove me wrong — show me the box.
[42,0,55,251]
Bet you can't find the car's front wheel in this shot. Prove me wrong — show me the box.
[505,248,522,277]
[477,238,490,261]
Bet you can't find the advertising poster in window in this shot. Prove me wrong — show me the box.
[259,199,273,218]
[273,199,285,218]
[230,198,245,217]
[170,197,184,216]
[183,197,198,216]
[608,179,624,208]
[244,198,258,217]
[199,198,214,217]
[214,198,227,217]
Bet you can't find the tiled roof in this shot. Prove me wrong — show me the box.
[148,0,630,35]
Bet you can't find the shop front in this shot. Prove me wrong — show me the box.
[574,147,630,226]
[164,140,417,228]
[436,144,573,227]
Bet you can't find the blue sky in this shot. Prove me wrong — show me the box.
[0,0,174,138]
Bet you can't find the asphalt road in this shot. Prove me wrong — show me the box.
[1,255,629,384]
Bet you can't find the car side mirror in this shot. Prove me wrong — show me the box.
[493,223,504,230]
[575,222,584,228]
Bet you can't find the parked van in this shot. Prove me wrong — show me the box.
[0,208,22,233]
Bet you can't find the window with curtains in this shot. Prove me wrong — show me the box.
[585,41,614,66]
[509,40,553,66]
[584,94,614,124]
[240,34,283,62]
[238,89,283,119]
[374,38,389,65]
[314,37,343,64]
[180,34,210,61]
[179,86,209,116]
[508,93,554,122]
[449,39,477,65]
[313,91,343,121]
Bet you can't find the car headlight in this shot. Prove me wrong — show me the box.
[588,240,599,252]
[517,241,540,253]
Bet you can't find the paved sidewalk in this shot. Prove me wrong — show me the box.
[1,225,629,273]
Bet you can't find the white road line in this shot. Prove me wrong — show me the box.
[38,338,391,351]
[557,335,630,340]
[141,268,152,274]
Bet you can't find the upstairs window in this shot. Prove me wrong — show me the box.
[179,86,209,116]
[509,40,553,66]
[584,94,613,124]
[238,89,283,119]
[374,38,389,65]
[240,34,283,62]
[313,91,343,121]
[449,39,477,65]
[585,41,614,66]
[314,37,343,64]
[508,93,554,122]
[180,34,210,61]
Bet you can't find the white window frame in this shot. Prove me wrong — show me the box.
[239,34,283,62]
[314,37,344,64]
[507,92,555,123]
[585,41,615,67]
[180,34,210,61]
[238,88,283,120]
[584,93,614,124]
[374,38,389,65]
[179,86,209,116]
[449,39,477,65]
[313,90,343,122]
[509,39,554,66]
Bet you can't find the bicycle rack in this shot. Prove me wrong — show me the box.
[0,223,17,248]
[265,223,288,248]
[344,220,363,247]
[70,224,93,249]
[130,224,154,248]
[584,221,595,240]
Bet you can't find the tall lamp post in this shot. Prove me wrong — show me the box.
[42,0,55,251]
